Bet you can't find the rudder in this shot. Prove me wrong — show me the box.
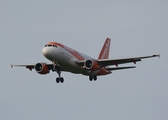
[98,38,111,59]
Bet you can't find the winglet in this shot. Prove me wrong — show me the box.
[153,54,160,58]
[10,64,14,68]
[98,38,111,59]
[158,54,161,58]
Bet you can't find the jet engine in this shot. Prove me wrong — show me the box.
[84,60,100,71]
[35,63,50,74]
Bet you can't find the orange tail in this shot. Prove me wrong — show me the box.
[98,38,111,59]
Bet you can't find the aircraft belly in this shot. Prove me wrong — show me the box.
[60,60,101,76]
[52,47,104,76]
[60,58,84,73]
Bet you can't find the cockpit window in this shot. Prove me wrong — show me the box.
[53,45,57,47]
[44,44,57,47]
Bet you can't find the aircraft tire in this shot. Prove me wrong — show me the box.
[89,76,93,81]
[94,75,97,81]
[56,78,59,83]
[60,77,64,83]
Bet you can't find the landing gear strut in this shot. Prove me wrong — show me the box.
[56,71,64,83]
[52,61,64,83]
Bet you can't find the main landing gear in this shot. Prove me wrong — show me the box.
[52,62,64,83]
[55,68,97,83]
[89,75,97,81]
[55,72,97,83]
[56,71,64,83]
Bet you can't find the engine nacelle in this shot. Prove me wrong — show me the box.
[35,63,50,74]
[84,60,100,71]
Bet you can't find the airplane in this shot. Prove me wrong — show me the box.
[11,38,160,83]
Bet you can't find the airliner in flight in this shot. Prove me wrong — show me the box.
[11,38,160,83]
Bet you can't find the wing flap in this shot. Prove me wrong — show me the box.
[106,66,136,71]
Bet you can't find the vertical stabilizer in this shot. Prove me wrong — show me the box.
[98,38,111,59]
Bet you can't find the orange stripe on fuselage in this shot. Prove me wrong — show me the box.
[47,42,85,60]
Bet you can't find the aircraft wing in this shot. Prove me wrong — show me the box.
[11,64,35,70]
[97,54,160,67]
[10,63,64,71]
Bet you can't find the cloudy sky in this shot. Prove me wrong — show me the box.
[1,0,168,120]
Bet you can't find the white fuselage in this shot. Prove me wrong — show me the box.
[42,44,99,76]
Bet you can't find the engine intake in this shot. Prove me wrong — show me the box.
[84,60,100,71]
[35,63,50,74]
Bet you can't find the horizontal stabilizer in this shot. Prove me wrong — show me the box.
[106,66,136,71]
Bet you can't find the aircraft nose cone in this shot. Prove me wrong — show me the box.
[42,47,51,58]
[42,47,47,56]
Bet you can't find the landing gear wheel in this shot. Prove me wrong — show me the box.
[89,76,93,81]
[93,75,97,81]
[89,75,97,81]
[56,78,59,83]
[55,70,65,83]
[60,77,64,83]
[56,77,64,83]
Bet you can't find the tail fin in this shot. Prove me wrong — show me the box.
[98,38,111,59]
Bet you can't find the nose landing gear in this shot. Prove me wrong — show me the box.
[56,71,64,83]
[56,77,64,83]
[52,61,64,83]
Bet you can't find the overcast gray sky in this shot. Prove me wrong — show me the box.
[0,0,168,120]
